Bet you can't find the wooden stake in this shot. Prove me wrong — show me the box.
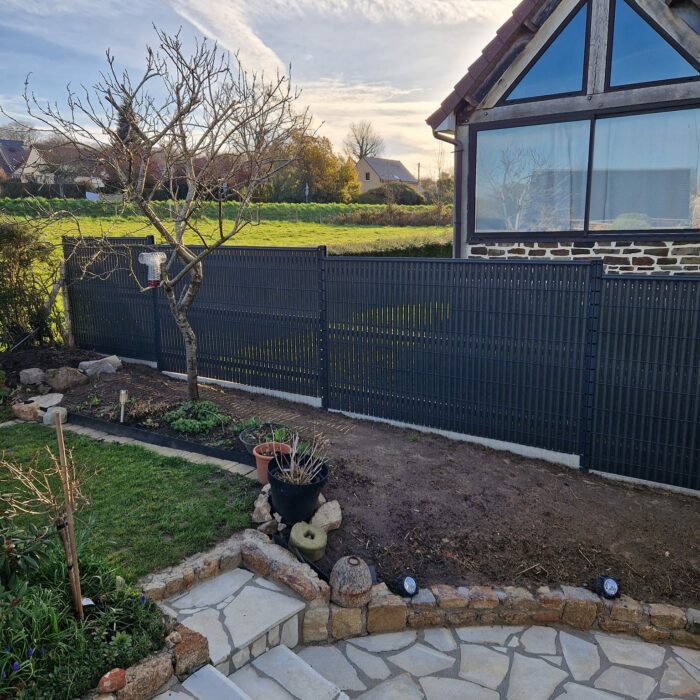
[55,414,84,620]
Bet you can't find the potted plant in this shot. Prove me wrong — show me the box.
[252,440,292,485]
[268,433,330,525]
[239,421,290,455]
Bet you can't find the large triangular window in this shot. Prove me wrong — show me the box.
[504,2,589,103]
[609,0,700,87]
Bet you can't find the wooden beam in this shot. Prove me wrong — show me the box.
[587,0,611,94]
[468,81,700,123]
[633,0,700,58]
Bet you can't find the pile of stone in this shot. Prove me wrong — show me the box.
[12,355,122,425]
[251,483,342,539]
[92,624,209,699]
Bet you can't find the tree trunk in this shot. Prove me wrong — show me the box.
[179,313,200,401]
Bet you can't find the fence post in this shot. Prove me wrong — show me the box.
[579,261,603,473]
[318,246,329,408]
[60,238,76,348]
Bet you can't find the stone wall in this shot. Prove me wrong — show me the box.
[465,241,700,274]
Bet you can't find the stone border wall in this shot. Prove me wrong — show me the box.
[139,530,700,655]
[466,241,700,275]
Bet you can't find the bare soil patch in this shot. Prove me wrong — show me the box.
[5,350,699,607]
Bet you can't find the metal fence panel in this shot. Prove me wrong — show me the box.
[155,246,322,397]
[63,237,157,361]
[324,258,593,455]
[64,240,700,491]
[591,276,700,490]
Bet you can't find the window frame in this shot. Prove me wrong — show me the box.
[467,99,700,243]
[499,0,592,106]
[604,0,700,93]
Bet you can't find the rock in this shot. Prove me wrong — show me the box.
[35,384,51,395]
[173,624,209,678]
[561,586,601,629]
[648,602,686,629]
[252,492,273,524]
[610,594,645,623]
[42,406,67,426]
[687,608,700,635]
[79,357,119,378]
[116,651,172,700]
[79,355,122,376]
[467,586,500,609]
[19,368,45,385]
[11,401,43,422]
[27,393,63,409]
[331,605,364,639]
[431,584,469,609]
[165,630,182,648]
[273,565,320,601]
[46,366,88,392]
[98,668,126,693]
[115,576,126,590]
[310,500,342,532]
[330,556,373,608]
[257,520,279,536]
[367,594,408,633]
[290,522,327,562]
[302,602,330,643]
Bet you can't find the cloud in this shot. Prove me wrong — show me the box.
[169,0,285,77]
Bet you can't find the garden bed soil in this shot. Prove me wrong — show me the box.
[6,349,700,608]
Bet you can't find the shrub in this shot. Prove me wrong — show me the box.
[0,219,60,351]
[356,184,426,205]
[163,400,232,434]
[0,528,166,699]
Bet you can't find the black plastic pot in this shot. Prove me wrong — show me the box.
[268,458,329,525]
[239,422,289,456]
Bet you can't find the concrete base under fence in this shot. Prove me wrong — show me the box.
[121,356,700,498]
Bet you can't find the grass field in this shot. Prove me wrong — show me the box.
[47,216,452,255]
[0,423,257,580]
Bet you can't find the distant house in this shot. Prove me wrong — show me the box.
[428,0,700,274]
[356,157,418,194]
[0,139,29,179]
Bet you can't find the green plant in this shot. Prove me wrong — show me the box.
[0,218,61,351]
[0,522,51,589]
[229,416,261,436]
[163,400,231,434]
[0,531,166,699]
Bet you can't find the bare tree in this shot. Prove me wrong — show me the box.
[343,120,384,162]
[16,29,310,400]
[0,120,38,144]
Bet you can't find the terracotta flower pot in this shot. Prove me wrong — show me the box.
[252,442,292,485]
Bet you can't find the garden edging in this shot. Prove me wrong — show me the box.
[139,530,700,664]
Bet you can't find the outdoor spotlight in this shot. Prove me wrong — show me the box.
[119,390,128,424]
[396,575,419,597]
[594,575,620,599]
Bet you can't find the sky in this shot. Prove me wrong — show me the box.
[0,0,517,180]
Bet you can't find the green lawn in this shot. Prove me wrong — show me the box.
[0,424,257,580]
[46,216,451,255]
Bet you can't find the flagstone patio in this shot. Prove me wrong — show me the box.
[153,567,700,699]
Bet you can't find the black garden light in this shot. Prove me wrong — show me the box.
[396,575,419,597]
[594,575,620,599]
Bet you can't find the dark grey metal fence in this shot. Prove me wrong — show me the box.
[63,238,700,491]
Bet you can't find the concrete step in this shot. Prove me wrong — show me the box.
[182,664,253,700]
[248,645,347,700]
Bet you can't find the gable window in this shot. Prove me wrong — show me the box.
[469,105,700,240]
[365,172,370,180]
[504,1,589,103]
[608,0,700,88]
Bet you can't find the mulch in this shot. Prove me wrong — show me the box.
[4,347,700,608]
